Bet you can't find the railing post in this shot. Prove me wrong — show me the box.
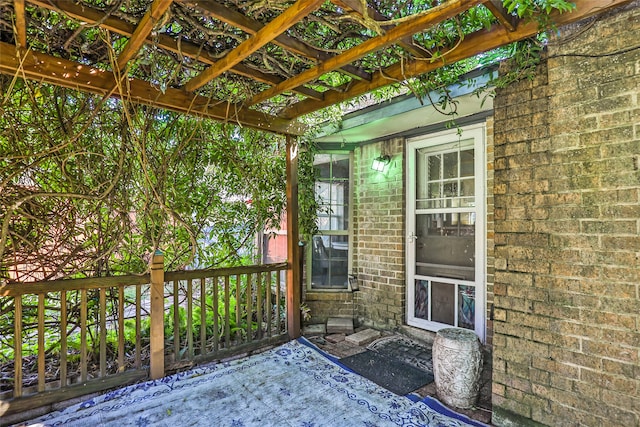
[286,135,301,339]
[149,249,165,379]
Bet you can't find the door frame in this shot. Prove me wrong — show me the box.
[405,123,486,342]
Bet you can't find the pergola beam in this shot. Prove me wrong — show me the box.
[285,135,301,339]
[116,0,174,70]
[280,0,633,119]
[25,0,322,100]
[331,0,431,58]
[249,0,484,106]
[180,0,371,82]
[483,0,517,32]
[13,0,27,49]
[0,42,303,135]
[184,0,325,92]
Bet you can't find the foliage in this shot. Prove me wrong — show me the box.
[360,1,576,122]
[0,0,579,280]
[503,0,576,18]
[0,78,292,280]
[297,133,321,239]
[0,0,578,118]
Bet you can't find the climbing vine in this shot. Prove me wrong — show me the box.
[0,0,579,282]
[0,77,295,281]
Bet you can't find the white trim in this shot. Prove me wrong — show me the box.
[307,151,354,291]
[405,123,487,342]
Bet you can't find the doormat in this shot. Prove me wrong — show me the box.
[340,349,434,395]
[367,335,433,372]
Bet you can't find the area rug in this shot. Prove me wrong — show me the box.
[21,338,487,427]
[339,350,434,395]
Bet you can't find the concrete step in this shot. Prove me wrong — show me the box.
[345,328,380,346]
[303,323,326,335]
[326,317,354,334]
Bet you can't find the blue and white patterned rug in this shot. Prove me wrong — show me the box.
[22,338,487,427]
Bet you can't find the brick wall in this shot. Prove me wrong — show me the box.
[353,137,406,329]
[486,116,496,348]
[304,291,354,325]
[349,124,495,340]
[492,3,640,426]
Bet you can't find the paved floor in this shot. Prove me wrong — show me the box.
[305,329,493,426]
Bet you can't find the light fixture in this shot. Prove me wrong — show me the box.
[371,154,390,172]
[348,274,359,291]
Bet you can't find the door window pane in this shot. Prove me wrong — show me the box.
[460,149,474,177]
[458,285,475,330]
[416,144,475,209]
[443,182,457,198]
[428,154,441,179]
[443,152,458,179]
[461,178,475,198]
[415,280,429,320]
[431,281,455,325]
[415,212,475,281]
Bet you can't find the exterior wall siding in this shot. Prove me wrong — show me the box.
[492,3,640,426]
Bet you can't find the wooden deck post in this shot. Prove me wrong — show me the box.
[149,250,165,379]
[286,135,301,339]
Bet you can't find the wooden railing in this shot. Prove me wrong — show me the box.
[0,256,289,421]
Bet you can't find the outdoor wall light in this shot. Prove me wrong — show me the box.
[371,154,391,172]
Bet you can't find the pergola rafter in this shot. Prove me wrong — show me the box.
[0,41,303,134]
[247,0,486,106]
[184,0,325,91]
[280,0,625,119]
[179,0,372,82]
[0,0,633,134]
[24,0,324,101]
[116,0,174,70]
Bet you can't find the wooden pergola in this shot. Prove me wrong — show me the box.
[0,0,631,340]
[0,0,629,135]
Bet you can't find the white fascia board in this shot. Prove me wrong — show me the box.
[315,70,495,145]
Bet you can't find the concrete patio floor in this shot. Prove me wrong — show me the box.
[304,327,493,426]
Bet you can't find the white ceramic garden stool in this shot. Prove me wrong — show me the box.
[432,328,483,409]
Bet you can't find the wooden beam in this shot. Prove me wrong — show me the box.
[116,0,174,70]
[233,63,324,101]
[281,0,633,119]
[331,0,430,58]
[13,0,27,49]
[25,0,321,100]
[0,42,304,134]
[248,0,485,106]
[285,135,301,339]
[13,297,23,398]
[483,0,517,32]
[28,0,137,35]
[184,0,324,92]
[180,0,371,82]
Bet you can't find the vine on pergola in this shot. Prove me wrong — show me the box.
[0,75,322,282]
[0,0,578,282]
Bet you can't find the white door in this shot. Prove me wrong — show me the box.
[406,124,486,341]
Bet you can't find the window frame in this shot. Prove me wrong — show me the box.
[306,151,354,291]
